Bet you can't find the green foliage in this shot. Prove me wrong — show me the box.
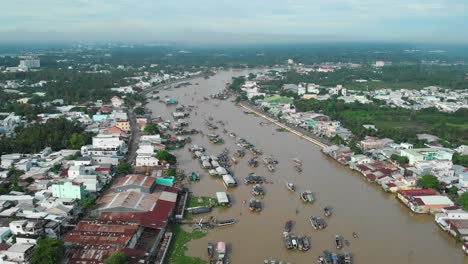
[31,238,65,264]
[143,123,160,135]
[417,175,440,190]
[453,153,468,167]
[458,192,468,211]
[391,154,409,167]
[0,118,92,154]
[156,150,177,165]
[115,162,132,176]
[228,76,245,92]
[330,135,345,145]
[293,98,468,145]
[82,197,95,209]
[103,251,128,264]
[166,225,207,264]
[134,106,145,115]
[447,186,459,197]
[25,177,35,184]
[167,168,176,177]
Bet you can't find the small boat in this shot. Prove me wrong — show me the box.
[216,242,226,264]
[229,133,236,138]
[310,216,327,230]
[215,219,236,227]
[344,252,352,264]
[297,235,304,251]
[251,184,264,196]
[294,164,302,173]
[190,172,200,181]
[323,250,332,263]
[207,133,219,138]
[208,242,214,259]
[316,256,326,264]
[352,232,358,238]
[324,206,332,217]
[282,232,293,249]
[300,191,314,203]
[286,182,295,192]
[302,236,310,251]
[268,164,275,172]
[331,253,338,264]
[249,199,262,212]
[335,235,343,250]
[290,235,299,249]
[284,220,293,232]
[293,157,303,165]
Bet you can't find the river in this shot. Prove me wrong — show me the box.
[146,69,466,264]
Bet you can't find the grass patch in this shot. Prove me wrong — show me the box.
[165,225,207,264]
[187,195,214,208]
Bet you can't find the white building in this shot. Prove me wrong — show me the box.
[375,61,385,67]
[110,96,124,108]
[135,154,159,167]
[20,59,40,68]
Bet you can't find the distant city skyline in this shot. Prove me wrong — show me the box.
[1,0,467,44]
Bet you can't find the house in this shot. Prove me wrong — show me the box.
[416,134,440,143]
[397,189,454,214]
[400,148,453,166]
[110,96,124,108]
[435,207,468,231]
[113,175,156,193]
[52,181,87,200]
[359,136,394,151]
[0,243,34,263]
[116,120,130,132]
[446,219,468,242]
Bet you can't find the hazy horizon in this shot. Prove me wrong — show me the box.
[1,0,468,44]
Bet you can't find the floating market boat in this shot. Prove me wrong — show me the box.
[344,252,352,264]
[215,219,236,227]
[300,190,314,203]
[249,199,262,212]
[301,236,310,251]
[310,216,327,230]
[208,242,214,259]
[323,250,332,263]
[216,242,226,264]
[292,157,303,165]
[284,220,293,232]
[251,184,264,196]
[286,182,295,192]
[268,164,275,172]
[282,232,293,249]
[229,133,236,138]
[324,206,332,217]
[335,235,343,249]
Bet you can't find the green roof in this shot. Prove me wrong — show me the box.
[264,95,294,105]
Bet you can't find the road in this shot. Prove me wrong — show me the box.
[126,107,141,164]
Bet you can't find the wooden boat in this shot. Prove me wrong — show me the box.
[286,182,295,192]
[251,184,264,196]
[282,232,293,249]
[310,216,327,230]
[323,250,332,263]
[335,235,343,249]
[344,252,352,264]
[268,164,275,172]
[207,242,214,259]
[293,157,303,165]
[290,234,299,249]
[216,242,226,264]
[294,164,302,173]
[215,219,236,227]
[324,206,332,217]
[284,220,293,232]
[300,191,314,203]
[331,253,338,264]
[302,236,310,251]
[297,235,304,251]
[249,199,262,212]
[316,256,326,264]
[190,172,200,181]
[229,133,236,138]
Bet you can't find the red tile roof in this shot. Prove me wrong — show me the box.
[399,189,438,197]
[113,174,155,189]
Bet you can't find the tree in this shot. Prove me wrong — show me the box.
[167,168,176,177]
[104,251,128,264]
[25,177,35,184]
[115,162,132,176]
[31,238,65,264]
[391,154,409,167]
[453,153,468,167]
[458,192,468,211]
[69,132,85,149]
[155,150,177,165]
[417,175,440,190]
[144,123,160,135]
[134,106,145,115]
[447,186,459,197]
[82,197,95,209]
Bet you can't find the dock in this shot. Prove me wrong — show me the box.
[239,103,328,149]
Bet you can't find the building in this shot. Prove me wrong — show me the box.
[19,59,40,68]
[136,154,159,167]
[435,207,468,231]
[0,243,34,263]
[116,120,131,132]
[360,136,394,151]
[400,148,453,166]
[375,61,385,67]
[52,181,87,200]
[113,175,156,193]
[111,96,124,108]
[397,189,454,214]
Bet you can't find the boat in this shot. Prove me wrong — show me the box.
[344,252,352,264]
[331,253,338,264]
[251,184,264,196]
[207,133,218,138]
[215,219,236,227]
[302,236,310,251]
[294,164,302,173]
[249,199,262,212]
[335,235,343,249]
[292,157,303,165]
[310,216,327,230]
[296,235,304,251]
[324,206,332,217]
[316,256,326,264]
[300,190,314,203]
[190,172,200,181]
[282,232,293,249]
[229,133,236,138]
[191,206,212,215]
[286,182,295,192]
[323,250,332,263]
[208,242,214,259]
[216,242,226,264]
[284,220,293,232]
[290,234,299,249]
[268,164,275,172]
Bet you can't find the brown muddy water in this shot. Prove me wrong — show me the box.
[147,69,467,264]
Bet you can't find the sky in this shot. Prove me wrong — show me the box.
[0,0,467,44]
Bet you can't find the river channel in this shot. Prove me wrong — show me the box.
[146,69,466,264]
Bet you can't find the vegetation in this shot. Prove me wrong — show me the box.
[82,197,95,209]
[294,99,468,145]
[115,162,132,176]
[458,192,468,211]
[187,195,213,208]
[31,238,65,264]
[143,123,160,135]
[166,225,207,264]
[228,76,245,92]
[453,153,468,167]
[391,154,409,167]
[0,118,92,154]
[417,175,440,190]
[156,150,177,165]
[103,251,128,264]
[167,168,176,177]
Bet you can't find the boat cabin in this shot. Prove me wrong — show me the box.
[223,174,237,188]
[216,192,231,206]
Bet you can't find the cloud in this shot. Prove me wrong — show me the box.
[0,0,467,43]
